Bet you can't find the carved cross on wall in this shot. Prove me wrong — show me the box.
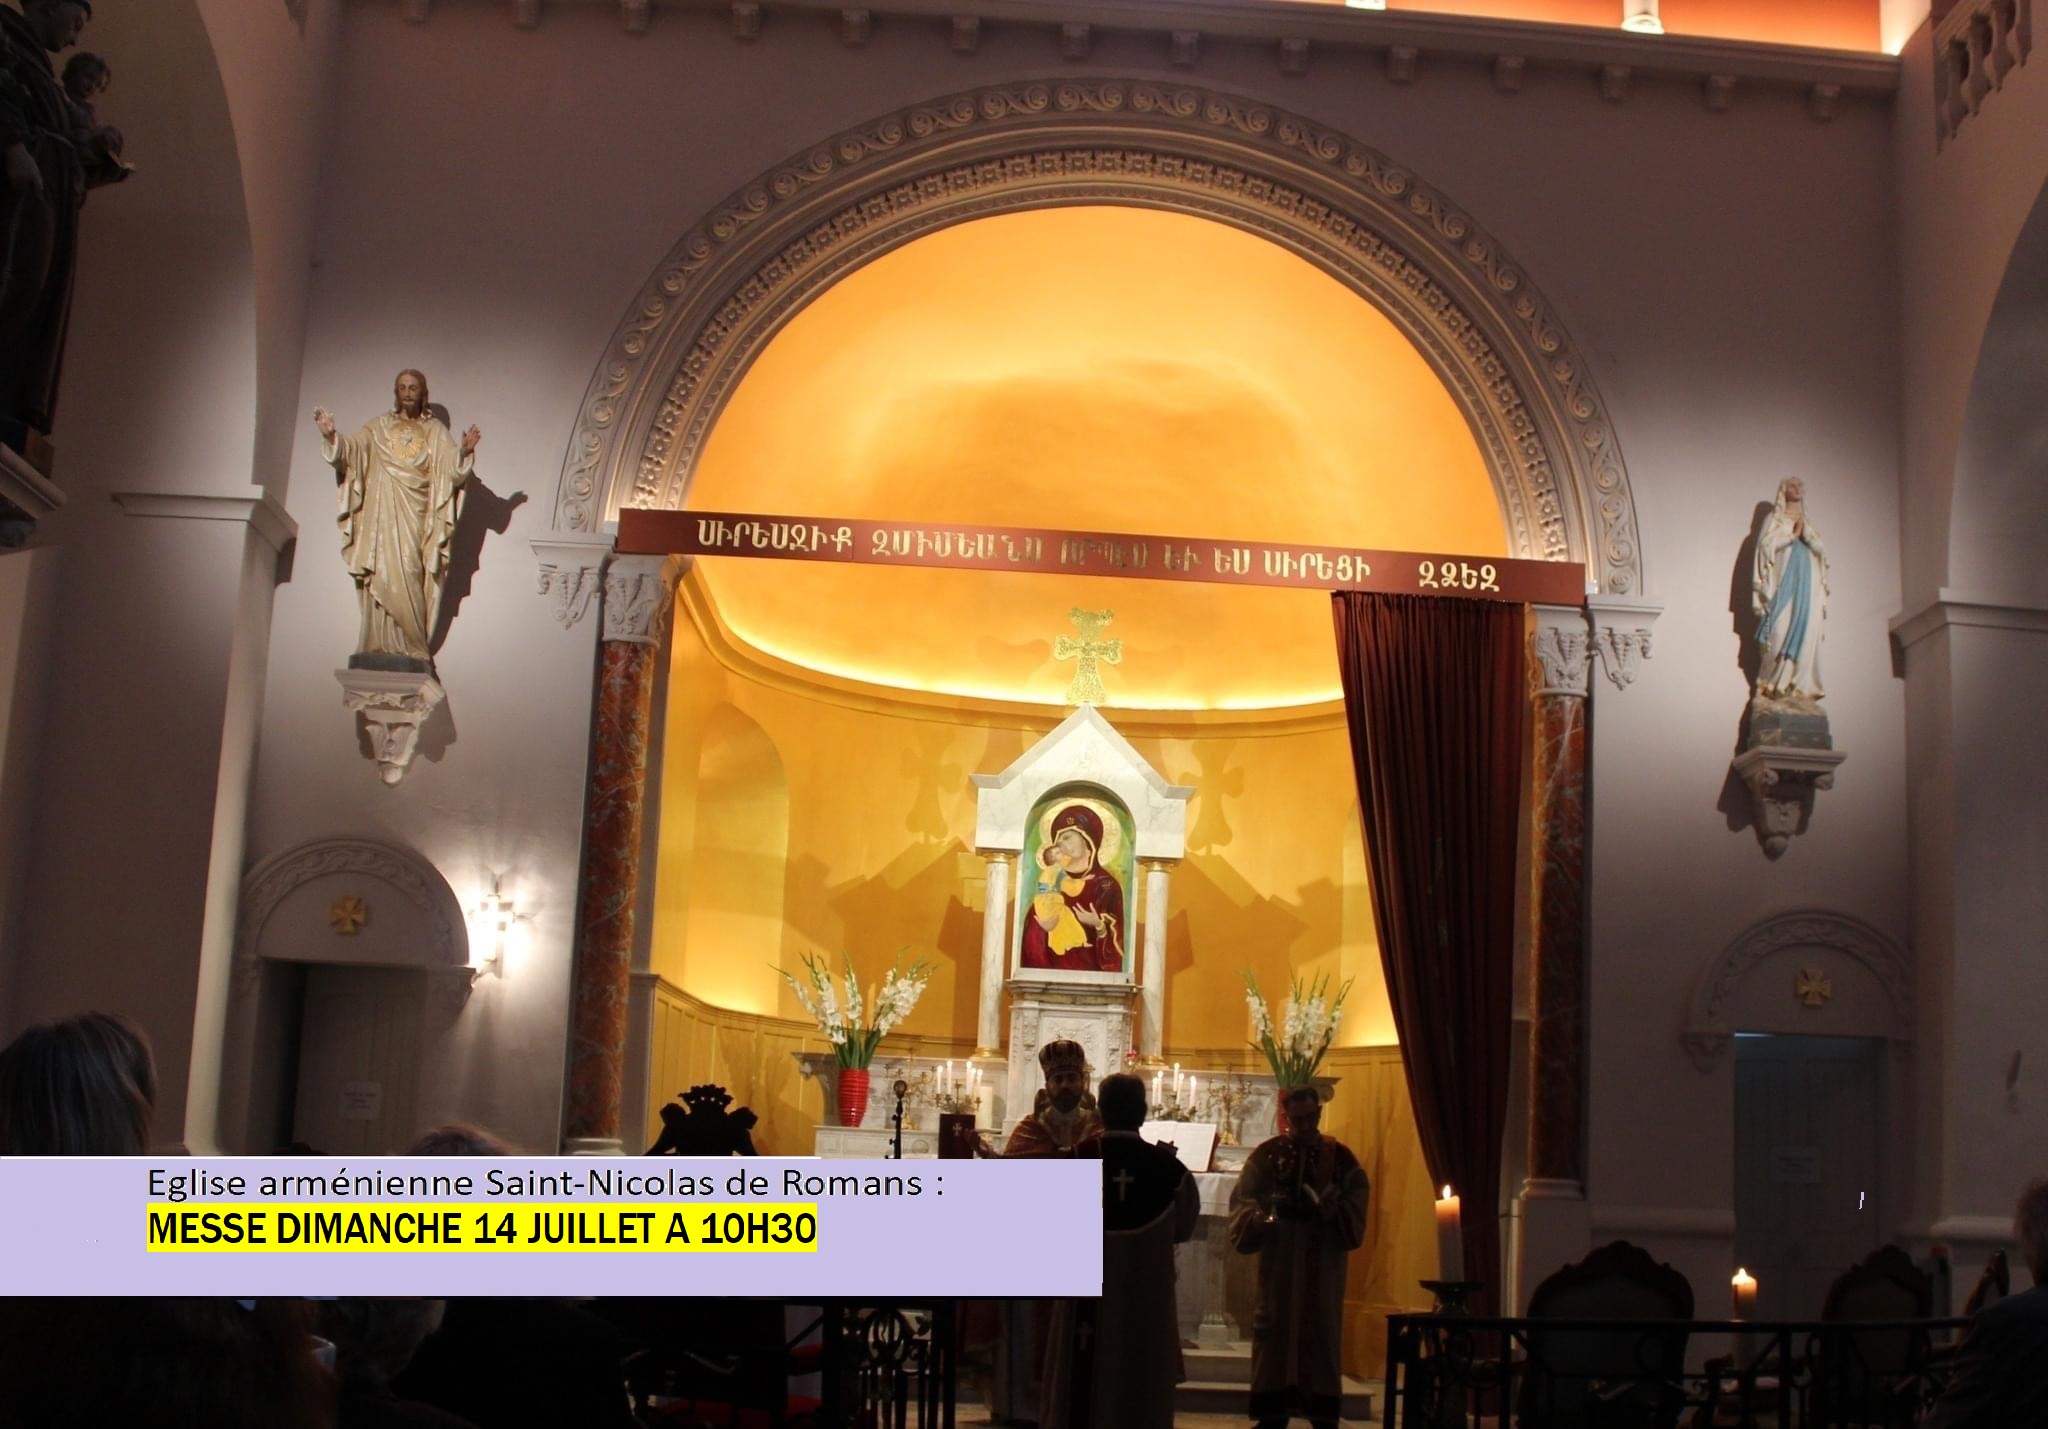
[1054,607,1122,705]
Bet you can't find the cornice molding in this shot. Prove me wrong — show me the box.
[382,0,1898,102]
[1889,588,2048,662]
[555,77,1645,600]
[111,490,299,556]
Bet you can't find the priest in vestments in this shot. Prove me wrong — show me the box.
[1003,1039,1102,1157]
[1228,1086,1370,1429]
[1041,1074,1201,1429]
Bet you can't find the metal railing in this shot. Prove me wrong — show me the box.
[1386,1314,1972,1428]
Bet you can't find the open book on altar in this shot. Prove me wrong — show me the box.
[1141,1120,1219,1173]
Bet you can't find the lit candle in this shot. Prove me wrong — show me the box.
[1190,1076,1200,1103]
[1174,1063,1183,1099]
[1732,1268,1758,1318]
[1435,1186,1464,1281]
[1152,1070,1163,1107]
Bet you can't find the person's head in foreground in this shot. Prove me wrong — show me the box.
[0,1010,155,1154]
[1038,1039,1088,1115]
[407,1122,517,1156]
[1283,1086,1322,1143]
[1097,1072,1146,1132]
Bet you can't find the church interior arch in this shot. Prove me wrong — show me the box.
[641,199,1520,1352]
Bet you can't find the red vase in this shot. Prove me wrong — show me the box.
[836,1067,871,1127]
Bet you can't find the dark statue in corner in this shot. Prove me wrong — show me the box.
[0,0,131,480]
[644,1084,760,1157]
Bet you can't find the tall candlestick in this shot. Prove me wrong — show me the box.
[1435,1185,1465,1281]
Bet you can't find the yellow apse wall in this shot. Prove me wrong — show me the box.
[650,577,1397,1049]
[647,592,1445,1373]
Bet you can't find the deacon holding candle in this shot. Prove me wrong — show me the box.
[1228,1086,1370,1429]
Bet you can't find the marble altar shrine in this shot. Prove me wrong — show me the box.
[796,704,1333,1347]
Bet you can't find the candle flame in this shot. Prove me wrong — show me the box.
[1440,1185,1453,1199]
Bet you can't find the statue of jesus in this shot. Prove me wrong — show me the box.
[314,371,480,668]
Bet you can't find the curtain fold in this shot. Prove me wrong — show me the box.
[1331,590,1525,1314]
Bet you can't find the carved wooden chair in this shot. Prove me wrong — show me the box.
[1807,1245,1934,1429]
[1518,1240,1696,1428]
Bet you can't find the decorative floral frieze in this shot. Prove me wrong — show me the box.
[601,554,683,646]
[532,538,612,630]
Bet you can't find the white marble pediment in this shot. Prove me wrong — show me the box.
[971,705,1192,860]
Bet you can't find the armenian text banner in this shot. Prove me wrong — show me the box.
[617,509,1588,606]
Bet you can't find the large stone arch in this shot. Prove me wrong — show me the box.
[553,78,1644,598]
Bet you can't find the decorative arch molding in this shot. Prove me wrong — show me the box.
[1682,909,1911,1071]
[236,836,470,976]
[554,78,1643,599]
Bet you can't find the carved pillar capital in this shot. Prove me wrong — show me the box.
[1587,595,1662,691]
[531,537,612,630]
[1530,604,1592,699]
[601,553,687,646]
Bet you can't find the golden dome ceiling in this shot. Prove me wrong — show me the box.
[684,206,1507,712]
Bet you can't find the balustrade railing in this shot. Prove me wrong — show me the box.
[1934,0,2034,146]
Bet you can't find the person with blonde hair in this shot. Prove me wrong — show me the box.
[0,1010,155,1154]
[1922,1176,2048,1427]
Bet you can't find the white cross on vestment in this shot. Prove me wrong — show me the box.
[1112,1168,1135,1202]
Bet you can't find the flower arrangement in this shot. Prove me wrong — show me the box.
[1243,969,1352,1089]
[781,949,934,1070]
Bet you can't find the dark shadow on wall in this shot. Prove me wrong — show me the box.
[429,464,526,659]
[1716,500,1775,832]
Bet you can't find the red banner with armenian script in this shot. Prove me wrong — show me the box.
[616,509,1587,606]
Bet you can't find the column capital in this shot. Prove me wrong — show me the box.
[1587,594,1661,691]
[531,536,613,630]
[1529,604,1591,699]
[601,553,687,646]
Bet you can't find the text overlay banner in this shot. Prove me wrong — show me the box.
[0,1157,1101,1295]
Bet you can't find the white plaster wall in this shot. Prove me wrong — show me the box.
[0,546,60,1025]
[1894,18,2048,607]
[4,0,338,1158]
[230,6,1918,1191]
[1889,17,2048,1266]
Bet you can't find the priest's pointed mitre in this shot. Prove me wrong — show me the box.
[1037,1039,1087,1078]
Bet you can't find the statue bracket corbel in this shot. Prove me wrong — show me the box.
[1730,744,1846,859]
[336,668,446,786]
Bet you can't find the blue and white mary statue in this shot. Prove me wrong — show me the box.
[1751,477,1828,704]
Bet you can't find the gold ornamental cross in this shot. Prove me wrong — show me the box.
[1054,608,1122,705]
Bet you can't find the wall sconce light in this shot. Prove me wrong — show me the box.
[1343,0,1387,10]
[1622,0,1664,34]
[471,873,523,978]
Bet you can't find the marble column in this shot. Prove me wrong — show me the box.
[1526,605,1591,1191]
[974,852,1011,1057]
[563,554,682,1154]
[1140,861,1171,1062]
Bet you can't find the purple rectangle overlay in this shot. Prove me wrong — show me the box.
[0,1157,1102,1296]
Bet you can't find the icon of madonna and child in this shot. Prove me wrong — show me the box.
[1017,795,1135,977]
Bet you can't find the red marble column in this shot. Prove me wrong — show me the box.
[1526,608,1591,1188]
[1529,688,1589,1183]
[563,556,676,1151]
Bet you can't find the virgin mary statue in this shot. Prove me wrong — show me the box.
[1751,477,1827,705]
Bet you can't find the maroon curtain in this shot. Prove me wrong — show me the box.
[1332,590,1525,1313]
